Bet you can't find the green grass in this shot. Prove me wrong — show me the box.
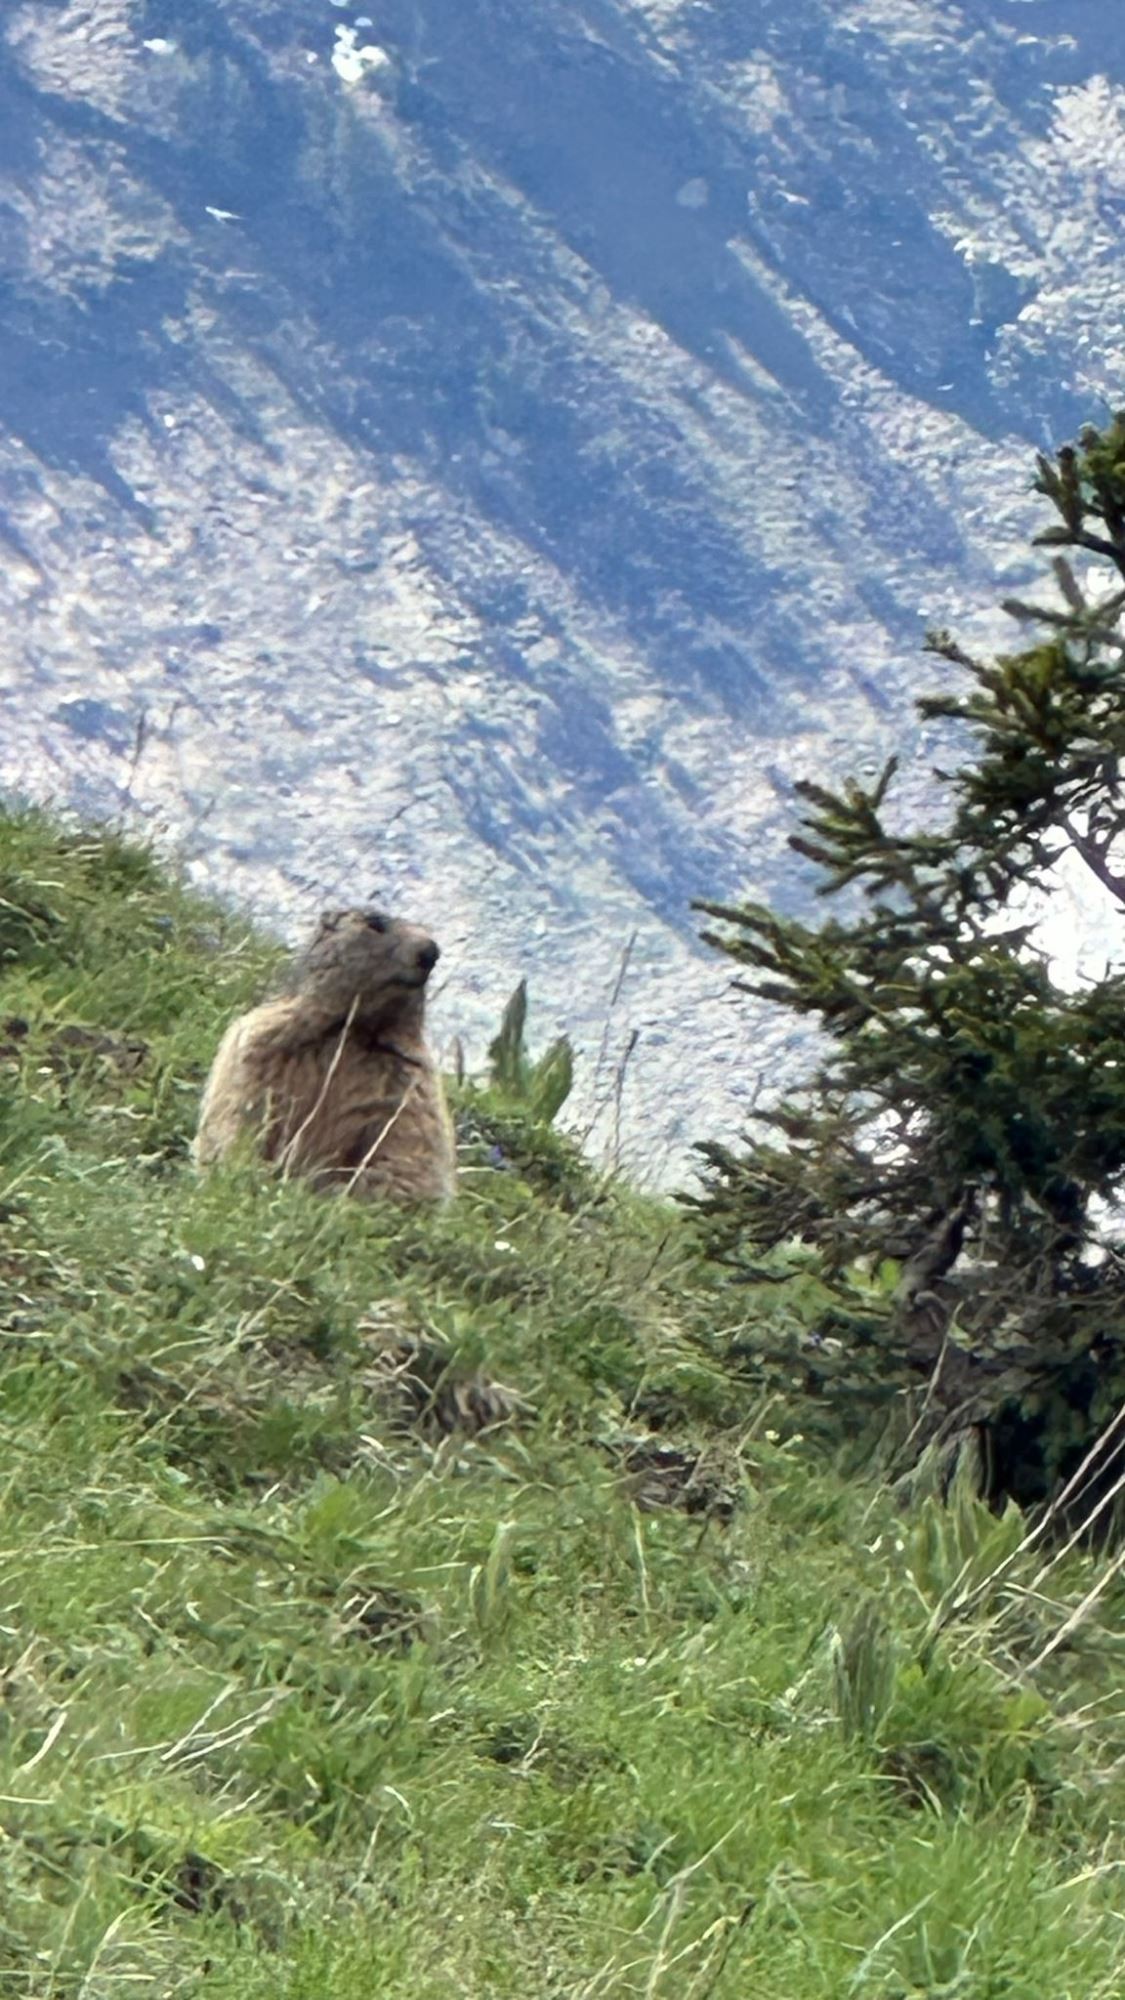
[0,802,1123,1996]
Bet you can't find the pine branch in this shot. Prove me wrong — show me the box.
[1060,812,1125,908]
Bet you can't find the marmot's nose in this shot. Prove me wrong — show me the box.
[417,940,440,976]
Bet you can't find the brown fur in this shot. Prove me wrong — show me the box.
[192,908,456,1202]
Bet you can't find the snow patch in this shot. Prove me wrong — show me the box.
[675,177,709,210]
[1050,76,1125,198]
[331,26,390,86]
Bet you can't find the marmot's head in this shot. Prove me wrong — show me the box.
[291,907,441,1029]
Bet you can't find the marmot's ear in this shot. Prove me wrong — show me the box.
[318,909,346,933]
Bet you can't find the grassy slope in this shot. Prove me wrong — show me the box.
[0,805,1123,1998]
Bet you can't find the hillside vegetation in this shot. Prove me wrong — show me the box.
[0,804,1124,1997]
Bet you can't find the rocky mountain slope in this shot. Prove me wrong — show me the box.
[1,0,1123,1170]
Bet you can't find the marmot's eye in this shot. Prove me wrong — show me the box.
[364,910,390,933]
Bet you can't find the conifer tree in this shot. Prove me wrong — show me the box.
[694,415,1125,1511]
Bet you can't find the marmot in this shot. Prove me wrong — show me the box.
[193,907,456,1202]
